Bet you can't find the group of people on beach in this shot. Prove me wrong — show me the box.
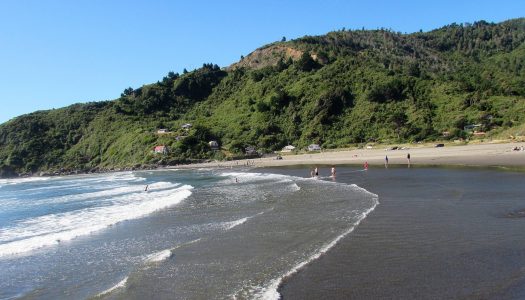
[384,153,411,168]
[310,166,337,178]
[311,152,412,178]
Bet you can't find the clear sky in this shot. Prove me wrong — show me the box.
[0,0,524,124]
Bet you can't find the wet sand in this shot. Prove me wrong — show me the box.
[262,165,525,299]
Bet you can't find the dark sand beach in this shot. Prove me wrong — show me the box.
[263,165,525,299]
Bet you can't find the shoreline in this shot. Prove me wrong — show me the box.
[275,163,525,299]
[176,142,525,170]
[4,142,525,179]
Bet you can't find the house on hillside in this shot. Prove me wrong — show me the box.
[281,145,296,152]
[464,124,482,132]
[157,128,169,134]
[209,141,219,150]
[182,123,192,130]
[308,144,321,151]
[153,145,168,155]
[245,146,258,156]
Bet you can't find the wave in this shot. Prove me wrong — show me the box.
[143,238,202,264]
[41,181,179,206]
[223,210,268,230]
[220,172,302,193]
[0,176,54,187]
[254,195,380,300]
[222,171,380,300]
[0,185,193,258]
[223,217,249,230]
[144,249,173,263]
[96,276,128,297]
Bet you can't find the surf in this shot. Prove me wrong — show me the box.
[0,184,193,257]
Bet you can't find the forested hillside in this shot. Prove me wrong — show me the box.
[1,19,525,177]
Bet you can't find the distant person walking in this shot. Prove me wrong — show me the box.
[385,155,389,168]
[407,153,411,167]
[364,161,369,170]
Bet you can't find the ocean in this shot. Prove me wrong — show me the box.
[0,167,377,299]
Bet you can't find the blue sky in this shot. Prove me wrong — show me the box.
[0,0,524,124]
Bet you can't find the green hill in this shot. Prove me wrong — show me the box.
[1,19,525,177]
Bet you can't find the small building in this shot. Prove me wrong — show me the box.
[473,131,486,136]
[464,124,482,132]
[209,141,219,150]
[182,123,192,130]
[308,144,321,151]
[153,145,168,155]
[245,146,258,156]
[281,145,296,152]
[157,128,169,134]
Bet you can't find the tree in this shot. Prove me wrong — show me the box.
[296,52,319,72]
[281,36,286,42]
[121,87,134,97]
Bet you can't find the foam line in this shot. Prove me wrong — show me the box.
[143,238,202,264]
[254,195,380,299]
[96,276,128,297]
[222,210,267,230]
[145,249,172,263]
[0,185,193,257]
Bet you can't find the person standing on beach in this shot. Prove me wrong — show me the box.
[407,153,411,167]
[385,155,389,168]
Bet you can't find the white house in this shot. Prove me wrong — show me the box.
[182,123,192,130]
[308,144,321,151]
[281,145,296,152]
[209,141,219,150]
[157,128,169,134]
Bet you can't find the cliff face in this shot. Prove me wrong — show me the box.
[1,19,525,177]
[229,45,306,70]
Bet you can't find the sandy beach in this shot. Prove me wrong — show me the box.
[178,142,525,169]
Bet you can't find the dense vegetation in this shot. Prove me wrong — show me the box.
[1,19,525,177]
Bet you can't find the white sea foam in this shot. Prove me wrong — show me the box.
[145,249,173,263]
[96,276,128,297]
[143,238,202,264]
[0,176,54,187]
[0,184,193,257]
[220,172,302,194]
[28,182,179,207]
[222,210,267,230]
[252,187,380,300]
[220,172,290,181]
[223,217,249,230]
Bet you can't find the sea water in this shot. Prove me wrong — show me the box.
[0,168,377,299]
